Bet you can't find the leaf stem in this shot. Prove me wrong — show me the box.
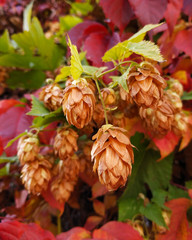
[57,214,61,234]
[97,66,117,78]
[95,79,108,124]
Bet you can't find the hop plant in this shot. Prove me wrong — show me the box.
[51,155,80,203]
[62,78,96,128]
[91,125,134,191]
[21,155,52,195]
[101,88,116,106]
[39,83,63,111]
[169,79,183,96]
[126,62,167,107]
[53,127,78,160]
[17,133,39,165]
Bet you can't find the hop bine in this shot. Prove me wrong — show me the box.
[62,78,96,129]
[54,127,78,159]
[91,125,134,191]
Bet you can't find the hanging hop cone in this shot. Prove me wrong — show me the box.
[164,90,183,113]
[62,78,96,129]
[169,79,183,96]
[100,88,116,106]
[139,95,175,136]
[51,155,80,203]
[17,133,39,166]
[172,112,188,136]
[39,83,63,111]
[91,125,134,191]
[54,127,78,160]
[127,62,167,107]
[93,103,105,128]
[21,155,52,195]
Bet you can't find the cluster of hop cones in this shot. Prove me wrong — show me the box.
[17,61,189,204]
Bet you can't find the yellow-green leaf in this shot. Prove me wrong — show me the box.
[55,66,71,82]
[68,36,83,80]
[127,41,164,62]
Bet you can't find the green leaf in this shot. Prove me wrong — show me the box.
[0,30,12,54]
[168,184,189,200]
[128,23,163,43]
[0,163,10,177]
[55,66,71,82]
[5,132,28,149]
[140,203,167,227]
[185,180,192,189]
[23,0,34,31]
[181,91,192,100]
[70,2,93,16]
[111,67,130,91]
[68,36,83,80]
[118,198,144,220]
[27,96,50,116]
[102,23,163,62]
[151,189,168,209]
[59,15,82,32]
[7,70,45,90]
[0,156,18,164]
[32,107,64,128]
[127,41,164,62]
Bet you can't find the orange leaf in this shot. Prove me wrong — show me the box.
[93,200,105,216]
[152,131,180,159]
[56,227,91,240]
[171,70,188,85]
[180,115,192,151]
[91,181,108,199]
[156,198,192,240]
[84,216,103,231]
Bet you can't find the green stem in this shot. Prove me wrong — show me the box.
[57,214,61,234]
[95,79,108,124]
[97,66,117,78]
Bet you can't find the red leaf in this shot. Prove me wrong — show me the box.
[128,0,167,26]
[92,181,108,199]
[92,229,117,240]
[156,198,192,240]
[56,227,91,240]
[15,190,28,209]
[0,100,33,156]
[99,0,134,32]
[183,0,192,16]
[152,131,180,159]
[93,221,144,240]
[164,0,183,34]
[0,0,6,6]
[42,182,64,213]
[0,220,56,240]
[84,216,103,231]
[174,29,192,59]
[38,122,57,145]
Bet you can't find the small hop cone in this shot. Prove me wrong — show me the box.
[169,79,183,96]
[39,83,63,111]
[172,112,188,136]
[62,79,96,128]
[164,90,183,113]
[17,134,39,165]
[93,103,105,127]
[91,125,134,191]
[127,62,167,107]
[54,127,78,159]
[51,155,80,203]
[101,88,116,106]
[21,155,52,195]
[139,95,174,136]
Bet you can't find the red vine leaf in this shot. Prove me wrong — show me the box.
[183,0,192,16]
[56,227,91,240]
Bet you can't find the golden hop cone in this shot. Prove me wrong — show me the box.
[101,88,116,105]
[91,125,134,191]
[62,79,96,129]
[21,155,52,195]
[39,83,63,111]
[53,127,78,159]
[164,89,183,113]
[139,95,175,136]
[66,77,96,94]
[17,134,39,165]
[169,79,183,96]
[93,103,105,127]
[172,112,188,136]
[51,155,80,203]
[127,62,167,107]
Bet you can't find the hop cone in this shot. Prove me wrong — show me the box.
[139,95,175,136]
[172,112,188,136]
[17,134,39,165]
[91,125,134,191]
[169,79,183,96]
[62,79,96,129]
[54,127,78,159]
[21,155,52,195]
[101,88,116,105]
[39,83,63,111]
[51,155,80,203]
[127,62,166,107]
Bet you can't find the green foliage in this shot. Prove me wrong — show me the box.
[55,66,71,83]
[102,23,163,63]
[0,30,13,54]
[167,185,189,200]
[59,15,83,32]
[118,132,173,226]
[0,163,10,177]
[0,156,18,164]
[5,132,28,149]
[7,70,45,90]
[181,91,192,100]
[23,0,33,31]
[27,96,50,116]
[70,2,93,16]
[110,68,130,91]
